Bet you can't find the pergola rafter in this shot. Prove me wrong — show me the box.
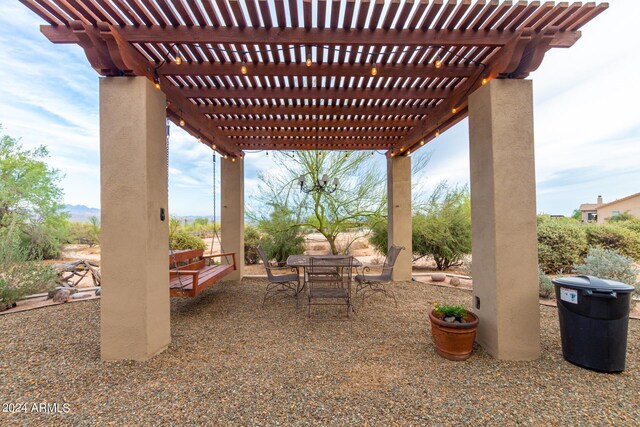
[25,0,608,156]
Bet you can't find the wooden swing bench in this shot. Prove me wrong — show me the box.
[169,249,236,298]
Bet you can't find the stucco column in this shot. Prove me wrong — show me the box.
[468,79,540,360]
[221,157,244,280]
[387,155,412,281]
[99,77,170,361]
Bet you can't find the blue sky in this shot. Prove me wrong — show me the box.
[1,1,638,217]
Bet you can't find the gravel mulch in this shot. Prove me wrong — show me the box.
[0,279,638,426]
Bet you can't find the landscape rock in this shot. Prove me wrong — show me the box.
[52,289,71,303]
[71,292,93,300]
[431,273,446,282]
[48,287,78,299]
[444,316,456,323]
[450,277,461,286]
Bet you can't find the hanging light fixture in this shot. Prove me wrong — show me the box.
[306,46,313,67]
[298,117,339,195]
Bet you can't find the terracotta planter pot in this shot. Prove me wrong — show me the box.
[429,310,479,361]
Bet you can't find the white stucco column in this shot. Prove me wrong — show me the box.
[221,157,244,280]
[387,155,412,281]
[99,77,170,361]
[468,78,540,360]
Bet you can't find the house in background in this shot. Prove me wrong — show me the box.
[579,195,603,222]
[579,193,640,223]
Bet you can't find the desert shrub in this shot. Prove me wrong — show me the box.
[67,216,100,246]
[19,221,68,260]
[0,235,57,309]
[413,186,471,271]
[573,248,639,292]
[368,220,388,256]
[537,218,587,274]
[170,229,205,251]
[538,268,554,299]
[617,219,640,235]
[585,223,640,260]
[606,211,636,223]
[259,204,305,265]
[244,225,261,264]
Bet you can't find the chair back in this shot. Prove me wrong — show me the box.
[309,256,354,288]
[257,246,276,281]
[381,245,404,281]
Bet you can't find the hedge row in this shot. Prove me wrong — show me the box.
[537,217,640,274]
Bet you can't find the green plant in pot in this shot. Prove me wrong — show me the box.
[429,302,479,361]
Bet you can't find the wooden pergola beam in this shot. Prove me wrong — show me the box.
[213,118,419,127]
[183,85,453,100]
[224,129,408,138]
[202,104,434,117]
[160,62,478,79]
[42,25,518,46]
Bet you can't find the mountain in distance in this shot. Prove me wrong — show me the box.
[64,205,218,223]
[64,204,100,222]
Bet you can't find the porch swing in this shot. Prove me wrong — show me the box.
[168,132,236,298]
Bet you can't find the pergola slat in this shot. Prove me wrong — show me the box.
[26,0,607,154]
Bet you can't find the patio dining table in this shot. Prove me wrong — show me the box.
[286,254,363,270]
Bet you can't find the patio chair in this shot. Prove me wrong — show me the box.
[307,256,354,318]
[257,246,302,308]
[355,245,404,307]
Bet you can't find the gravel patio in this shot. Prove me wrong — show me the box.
[0,278,638,426]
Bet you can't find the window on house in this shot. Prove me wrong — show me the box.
[587,212,597,222]
[612,211,620,217]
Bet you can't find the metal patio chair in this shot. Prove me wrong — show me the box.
[257,246,302,308]
[307,256,354,318]
[355,245,404,307]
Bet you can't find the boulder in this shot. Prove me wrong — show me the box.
[71,292,93,300]
[48,287,78,299]
[52,289,72,303]
[450,277,461,286]
[431,273,446,282]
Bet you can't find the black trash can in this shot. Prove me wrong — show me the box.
[552,275,635,372]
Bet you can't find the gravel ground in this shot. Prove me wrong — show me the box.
[0,279,638,426]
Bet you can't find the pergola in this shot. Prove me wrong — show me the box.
[21,0,607,361]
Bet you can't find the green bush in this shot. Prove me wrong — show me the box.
[67,216,100,246]
[368,220,388,256]
[537,218,587,274]
[0,236,57,309]
[617,218,640,234]
[259,204,305,266]
[585,223,640,260]
[573,248,639,293]
[413,186,472,270]
[19,222,68,260]
[170,229,205,251]
[538,268,554,299]
[244,225,261,264]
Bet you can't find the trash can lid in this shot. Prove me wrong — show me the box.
[552,275,635,293]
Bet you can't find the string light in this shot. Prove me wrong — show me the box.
[481,75,489,85]
[175,55,182,65]
[451,107,457,114]
[306,47,312,67]
[435,129,440,137]
[231,157,236,162]
[370,62,378,76]
[224,154,228,159]
[240,60,248,75]
[154,77,161,90]
[434,57,442,68]
[420,139,425,146]
[179,111,185,127]
[212,144,217,150]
